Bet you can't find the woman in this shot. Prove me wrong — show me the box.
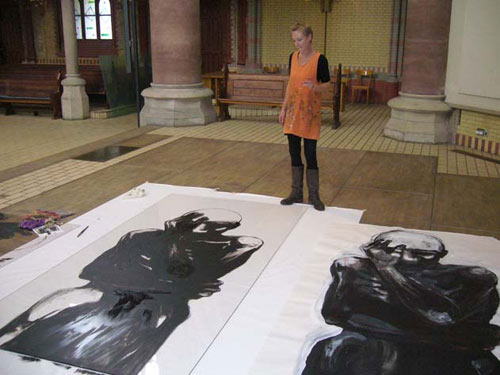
[279,23,330,211]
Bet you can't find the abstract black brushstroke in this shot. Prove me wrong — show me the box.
[53,362,73,370]
[0,209,263,375]
[20,355,41,362]
[302,230,500,375]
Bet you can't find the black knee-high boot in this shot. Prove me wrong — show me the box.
[306,168,325,211]
[281,166,304,205]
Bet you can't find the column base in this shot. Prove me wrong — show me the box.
[384,92,452,143]
[61,75,90,120]
[140,83,216,127]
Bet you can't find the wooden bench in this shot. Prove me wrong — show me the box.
[3,64,106,96]
[78,65,107,97]
[0,64,107,117]
[215,64,342,128]
[0,68,63,118]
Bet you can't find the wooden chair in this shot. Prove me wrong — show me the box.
[332,67,350,112]
[351,69,373,104]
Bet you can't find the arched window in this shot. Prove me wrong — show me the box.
[58,0,117,57]
[74,0,113,40]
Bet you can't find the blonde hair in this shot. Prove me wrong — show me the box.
[291,23,313,39]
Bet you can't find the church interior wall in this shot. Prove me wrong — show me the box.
[261,0,393,73]
[446,0,500,154]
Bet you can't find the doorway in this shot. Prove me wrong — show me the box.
[200,0,231,73]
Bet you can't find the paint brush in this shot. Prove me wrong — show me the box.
[77,225,89,238]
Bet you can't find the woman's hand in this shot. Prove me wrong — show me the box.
[279,106,286,124]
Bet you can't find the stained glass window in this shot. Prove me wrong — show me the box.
[74,0,83,39]
[100,16,113,39]
[85,15,97,39]
[84,0,96,15]
[99,0,111,14]
[73,0,113,41]
[99,0,113,40]
[84,0,97,39]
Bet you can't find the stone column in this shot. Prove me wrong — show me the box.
[140,0,216,126]
[384,0,452,143]
[60,0,89,120]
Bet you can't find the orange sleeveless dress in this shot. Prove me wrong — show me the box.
[283,51,322,140]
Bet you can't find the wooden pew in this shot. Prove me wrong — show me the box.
[0,64,107,117]
[216,64,341,128]
[78,65,106,97]
[0,68,63,118]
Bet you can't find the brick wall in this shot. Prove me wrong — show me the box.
[456,110,500,155]
[261,0,393,71]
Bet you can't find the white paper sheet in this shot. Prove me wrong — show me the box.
[0,183,364,375]
[218,224,500,375]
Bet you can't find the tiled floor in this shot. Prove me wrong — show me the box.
[151,105,500,177]
[0,103,499,254]
[0,132,180,210]
[0,112,139,172]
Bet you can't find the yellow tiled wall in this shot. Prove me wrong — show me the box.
[262,0,325,65]
[262,0,393,69]
[458,110,500,142]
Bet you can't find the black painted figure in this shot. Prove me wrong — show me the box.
[0,209,263,375]
[302,230,500,375]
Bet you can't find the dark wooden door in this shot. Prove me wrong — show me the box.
[137,0,150,59]
[0,0,24,64]
[200,0,231,74]
[237,0,247,65]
